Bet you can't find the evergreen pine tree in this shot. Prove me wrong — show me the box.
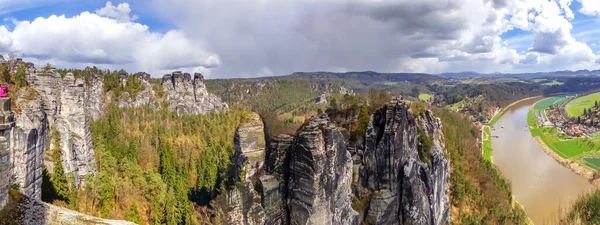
[50,129,69,201]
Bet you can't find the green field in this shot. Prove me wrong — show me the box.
[529,99,599,159]
[483,126,492,161]
[449,99,465,110]
[583,158,600,170]
[533,96,566,111]
[530,126,593,158]
[533,79,546,83]
[418,93,434,101]
[566,92,600,117]
[541,80,564,86]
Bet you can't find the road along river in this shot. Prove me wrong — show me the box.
[491,98,595,224]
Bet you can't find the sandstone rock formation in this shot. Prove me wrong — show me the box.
[262,134,293,225]
[162,72,228,115]
[235,112,266,182]
[287,115,359,225]
[355,101,450,225]
[259,175,286,225]
[225,102,450,225]
[11,90,47,199]
[0,96,14,209]
[86,73,105,121]
[265,134,292,181]
[227,112,268,225]
[117,72,157,109]
[25,71,97,186]
[55,73,96,186]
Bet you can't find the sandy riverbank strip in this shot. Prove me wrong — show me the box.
[533,137,600,188]
[533,137,596,182]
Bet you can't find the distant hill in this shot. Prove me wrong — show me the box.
[440,69,600,78]
[285,71,442,82]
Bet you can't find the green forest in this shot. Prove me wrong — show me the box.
[43,103,247,224]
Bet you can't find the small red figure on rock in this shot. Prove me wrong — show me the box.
[0,84,8,97]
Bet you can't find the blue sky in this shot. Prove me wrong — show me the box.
[501,0,600,54]
[0,0,172,32]
[1,0,600,78]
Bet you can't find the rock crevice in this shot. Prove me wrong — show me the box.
[355,101,450,225]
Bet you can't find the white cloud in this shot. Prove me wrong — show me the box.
[579,0,600,17]
[2,0,600,76]
[0,5,219,75]
[147,0,600,75]
[95,1,138,22]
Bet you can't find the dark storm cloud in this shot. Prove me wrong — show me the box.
[486,0,508,9]
[530,31,568,54]
[345,0,468,40]
[150,0,534,77]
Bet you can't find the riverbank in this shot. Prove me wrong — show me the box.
[528,98,600,188]
[532,137,596,182]
[512,197,534,225]
[488,96,543,125]
[485,97,544,223]
[483,96,543,161]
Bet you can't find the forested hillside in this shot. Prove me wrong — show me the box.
[44,103,247,224]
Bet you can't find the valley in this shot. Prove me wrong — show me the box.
[6,1,600,224]
[1,59,600,224]
[490,99,594,224]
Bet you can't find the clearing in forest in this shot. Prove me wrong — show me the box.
[418,93,434,101]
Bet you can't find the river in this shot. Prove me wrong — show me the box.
[491,98,595,224]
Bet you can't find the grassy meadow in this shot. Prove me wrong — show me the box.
[418,93,434,101]
[533,97,566,111]
[483,126,492,161]
[541,80,564,86]
[566,92,600,117]
[529,97,599,161]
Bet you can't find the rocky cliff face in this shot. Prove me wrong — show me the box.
[227,112,268,225]
[117,73,157,109]
[11,90,47,199]
[86,74,105,121]
[55,73,96,186]
[355,101,450,225]
[162,72,228,115]
[228,115,359,225]
[235,113,266,182]
[226,101,450,225]
[287,116,359,225]
[0,97,14,209]
[7,67,228,201]
[24,71,97,186]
